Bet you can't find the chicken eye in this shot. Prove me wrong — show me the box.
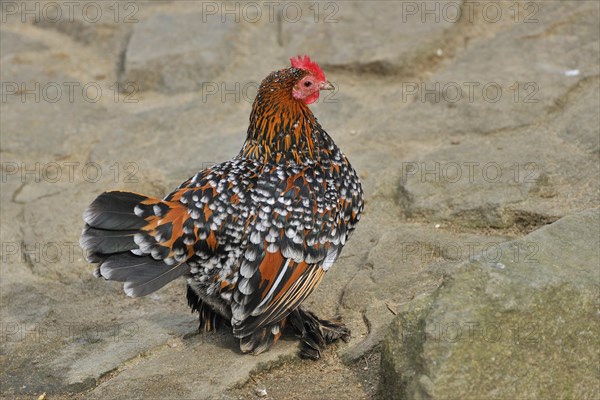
[304,81,313,87]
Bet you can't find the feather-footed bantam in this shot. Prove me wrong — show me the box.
[80,55,364,359]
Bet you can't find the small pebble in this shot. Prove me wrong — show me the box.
[255,387,267,397]
[563,69,579,76]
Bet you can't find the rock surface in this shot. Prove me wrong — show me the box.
[0,0,598,398]
[122,12,238,93]
[281,1,458,75]
[379,209,600,400]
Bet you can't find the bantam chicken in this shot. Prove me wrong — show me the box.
[80,55,364,359]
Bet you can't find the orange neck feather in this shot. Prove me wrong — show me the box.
[241,68,323,165]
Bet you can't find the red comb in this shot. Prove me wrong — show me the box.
[290,55,326,82]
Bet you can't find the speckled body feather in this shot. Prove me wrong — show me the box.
[81,59,363,357]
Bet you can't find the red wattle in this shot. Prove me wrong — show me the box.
[304,91,320,105]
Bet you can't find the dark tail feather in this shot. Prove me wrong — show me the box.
[80,227,138,255]
[100,253,189,297]
[80,190,189,297]
[83,191,148,230]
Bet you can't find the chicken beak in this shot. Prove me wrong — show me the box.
[320,81,335,90]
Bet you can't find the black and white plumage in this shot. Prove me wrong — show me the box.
[80,56,363,358]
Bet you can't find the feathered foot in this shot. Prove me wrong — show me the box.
[288,307,351,360]
[239,323,284,355]
[187,286,229,333]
